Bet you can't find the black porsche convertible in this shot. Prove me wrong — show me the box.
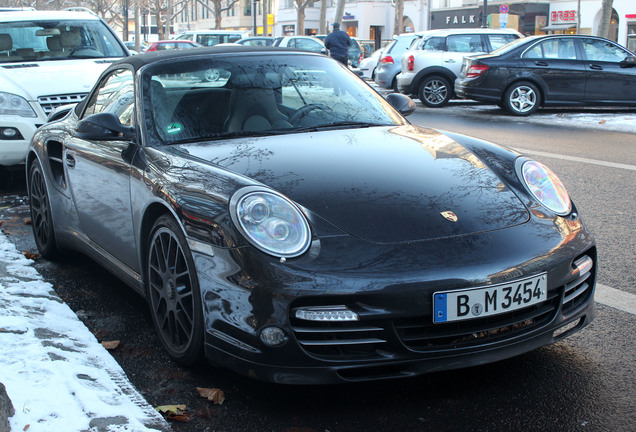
[27,46,596,384]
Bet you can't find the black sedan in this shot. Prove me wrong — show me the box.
[455,34,636,115]
[27,46,596,384]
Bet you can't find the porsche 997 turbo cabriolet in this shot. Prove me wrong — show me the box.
[27,46,596,384]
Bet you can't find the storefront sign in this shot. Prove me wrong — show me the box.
[551,10,577,23]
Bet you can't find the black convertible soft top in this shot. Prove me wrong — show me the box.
[114,45,321,73]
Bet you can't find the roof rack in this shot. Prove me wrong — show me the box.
[62,7,97,16]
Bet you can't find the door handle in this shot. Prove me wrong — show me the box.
[589,64,603,70]
[65,151,76,168]
[534,61,549,66]
[444,59,456,63]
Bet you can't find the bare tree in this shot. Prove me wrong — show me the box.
[392,0,404,36]
[293,0,313,35]
[194,0,240,30]
[597,0,614,39]
[333,0,344,28]
[319,0,326,34]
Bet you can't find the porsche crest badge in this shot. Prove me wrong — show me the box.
[441,211,458,222]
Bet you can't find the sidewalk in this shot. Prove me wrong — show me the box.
[0,230,171,432]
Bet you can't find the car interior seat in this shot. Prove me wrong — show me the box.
[225,71,292,132]
[45,36,64,57]
[0,34,21,60]
[60,30,82,52]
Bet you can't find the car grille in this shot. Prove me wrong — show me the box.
[290,254,595,360]
[289,318,389,360]
[38,93,88,116]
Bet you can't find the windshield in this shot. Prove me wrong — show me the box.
[142,53,407,146]
[0,18,126,62]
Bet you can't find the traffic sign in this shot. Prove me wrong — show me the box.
[500,4,509,14]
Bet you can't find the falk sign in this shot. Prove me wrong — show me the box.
[431,8,481,29]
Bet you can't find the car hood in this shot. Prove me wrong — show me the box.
[179,125,529,244]
[0,59,116,100]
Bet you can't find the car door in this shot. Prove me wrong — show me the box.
[579,37,636,103]
[64,68,139,270]
[521,37,586,103]
[442,34,487,76]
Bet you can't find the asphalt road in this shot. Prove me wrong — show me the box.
[0,103,634,432]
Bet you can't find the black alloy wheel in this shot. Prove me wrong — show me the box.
[147,215,204,365]
[419,76,452,107]
[29,160,59,259]
[503,81,541,116]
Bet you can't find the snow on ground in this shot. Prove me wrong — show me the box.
[452,103,636,134]
[0,231,169,432]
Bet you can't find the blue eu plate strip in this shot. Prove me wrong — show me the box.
[434,293,447,323]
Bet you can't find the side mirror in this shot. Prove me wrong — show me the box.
[76,112,135,141]
[321,48,329,55]
[385,92,416,117]
[619,56,636,68]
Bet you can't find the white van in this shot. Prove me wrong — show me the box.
[174,30,249,46]
[0,10,128,167]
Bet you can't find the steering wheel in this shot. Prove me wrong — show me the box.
[289,103,332,124]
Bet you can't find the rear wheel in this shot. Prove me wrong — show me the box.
[29,160,59,259]
[418,76,451,107]
[146,215,204,365]
[503,81,540,116]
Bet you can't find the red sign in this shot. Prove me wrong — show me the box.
[551,10,577,22]
[499,4,509,14]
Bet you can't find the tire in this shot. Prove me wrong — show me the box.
[29,160,59,259]
[503,81,541,116]
[418,76,452,107]
[146,215,204,365]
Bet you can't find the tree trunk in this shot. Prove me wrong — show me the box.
[333,0,345,28]
[320,0,327,34]
[598,0,613,39]
[393,0,404,36]
[297,6,305,35]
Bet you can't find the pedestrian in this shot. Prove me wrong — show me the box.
[324,22,352,66]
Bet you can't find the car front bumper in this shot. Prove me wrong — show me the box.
[1,111,45,166]
[193,216,597,384]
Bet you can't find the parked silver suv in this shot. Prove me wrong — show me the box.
[397,28,522,107]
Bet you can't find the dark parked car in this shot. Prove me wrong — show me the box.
[27,46,596,384]
[145,40,202,52]
[455,34,636,115]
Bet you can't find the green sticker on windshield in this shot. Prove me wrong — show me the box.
[166,123,183,134]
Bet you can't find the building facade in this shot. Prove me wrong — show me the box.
[170,0,635,51]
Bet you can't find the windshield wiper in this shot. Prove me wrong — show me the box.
[294,121,389,132]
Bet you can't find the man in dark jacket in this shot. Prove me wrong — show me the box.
[324,22,352,65]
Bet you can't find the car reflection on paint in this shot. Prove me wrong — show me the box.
[27,46,596,384]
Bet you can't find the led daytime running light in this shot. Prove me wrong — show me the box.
[295,306,359,322]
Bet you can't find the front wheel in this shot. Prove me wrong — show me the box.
[146,215,204,365]
[29,160,59,259]
[503,82,541,116]
[418,76,451,107]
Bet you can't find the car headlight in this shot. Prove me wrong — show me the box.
[230,187,311,258]
[0,92,37,118]
[521,160,572,216]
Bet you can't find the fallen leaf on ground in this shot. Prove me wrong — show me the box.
[196,387,226,405]
[24,218,32,225]
[156,405,191,422]
[23,425,30,431]
[599,119,606,124]
[101,340,120,350]
[22,251,39,260]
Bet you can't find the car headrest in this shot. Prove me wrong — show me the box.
[61,31,82,48]
[47,36,62,51]
[0,34,12,51]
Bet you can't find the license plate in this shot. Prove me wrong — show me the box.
[433,273,548,323]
